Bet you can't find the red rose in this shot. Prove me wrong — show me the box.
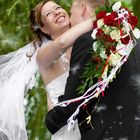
[104,15,114,26]
[108,46,116,52]
[112,17,123,28]
[106,46,116,55]
[92,56,101,63]
[121,35,130,45]
[128,16,138,29]
[104,34,115,43]
[111,11,118,18]
[96,66,98,71]
[96,29,104,37]
[115,17,123,27]
[112,20,119,27]
[93,20,97,28]
[106,35,113,42]
[104,12,118,26]
[96,11,106,20]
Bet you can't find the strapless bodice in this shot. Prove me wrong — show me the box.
[45,72,69,106]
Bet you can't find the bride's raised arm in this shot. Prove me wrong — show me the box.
[37,18,93,68]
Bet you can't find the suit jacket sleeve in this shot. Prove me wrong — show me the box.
[45,32,94,134]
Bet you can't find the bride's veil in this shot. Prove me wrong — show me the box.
[0,39,49,140]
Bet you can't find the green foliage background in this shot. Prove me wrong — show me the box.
[0,0,139,140]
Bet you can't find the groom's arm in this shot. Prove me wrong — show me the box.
[45,32,94,134]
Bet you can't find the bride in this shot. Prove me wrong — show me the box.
[0,0,93,139]
[32,0,93,140]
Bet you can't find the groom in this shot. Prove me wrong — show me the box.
[46,0,140,139]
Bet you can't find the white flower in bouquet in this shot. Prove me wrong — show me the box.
[100,49,108,59]
[97,19,104,28]
[91,29,98,39]
[92,41,98,52]
[132,28,140,39]
[112,1,121,11]
[110,29,121,41]
[109,53,121,66]
[102,25,111,34]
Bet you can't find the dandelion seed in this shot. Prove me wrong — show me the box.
[70,64,80,75]
[116,105,123,117]
[95,105,107,124]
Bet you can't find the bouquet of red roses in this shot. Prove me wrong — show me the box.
[91,1,140,83]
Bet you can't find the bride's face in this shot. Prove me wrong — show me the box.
[41,1,70,39]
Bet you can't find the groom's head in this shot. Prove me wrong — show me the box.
[70,0,104,26]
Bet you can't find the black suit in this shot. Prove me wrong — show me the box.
[46,32,140,140]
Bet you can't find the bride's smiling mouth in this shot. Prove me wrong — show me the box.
[55,15,65,24]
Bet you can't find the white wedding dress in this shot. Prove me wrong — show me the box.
[46,71,81,140]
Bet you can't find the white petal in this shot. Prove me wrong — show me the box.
[92,41,98,52]
[112,1,121,11]
[100,50,107,59]
[109,53,121,66]
[106,13,111,16]
[97,19,104,28]
[91,29,98,39]
[132,28,140,39]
